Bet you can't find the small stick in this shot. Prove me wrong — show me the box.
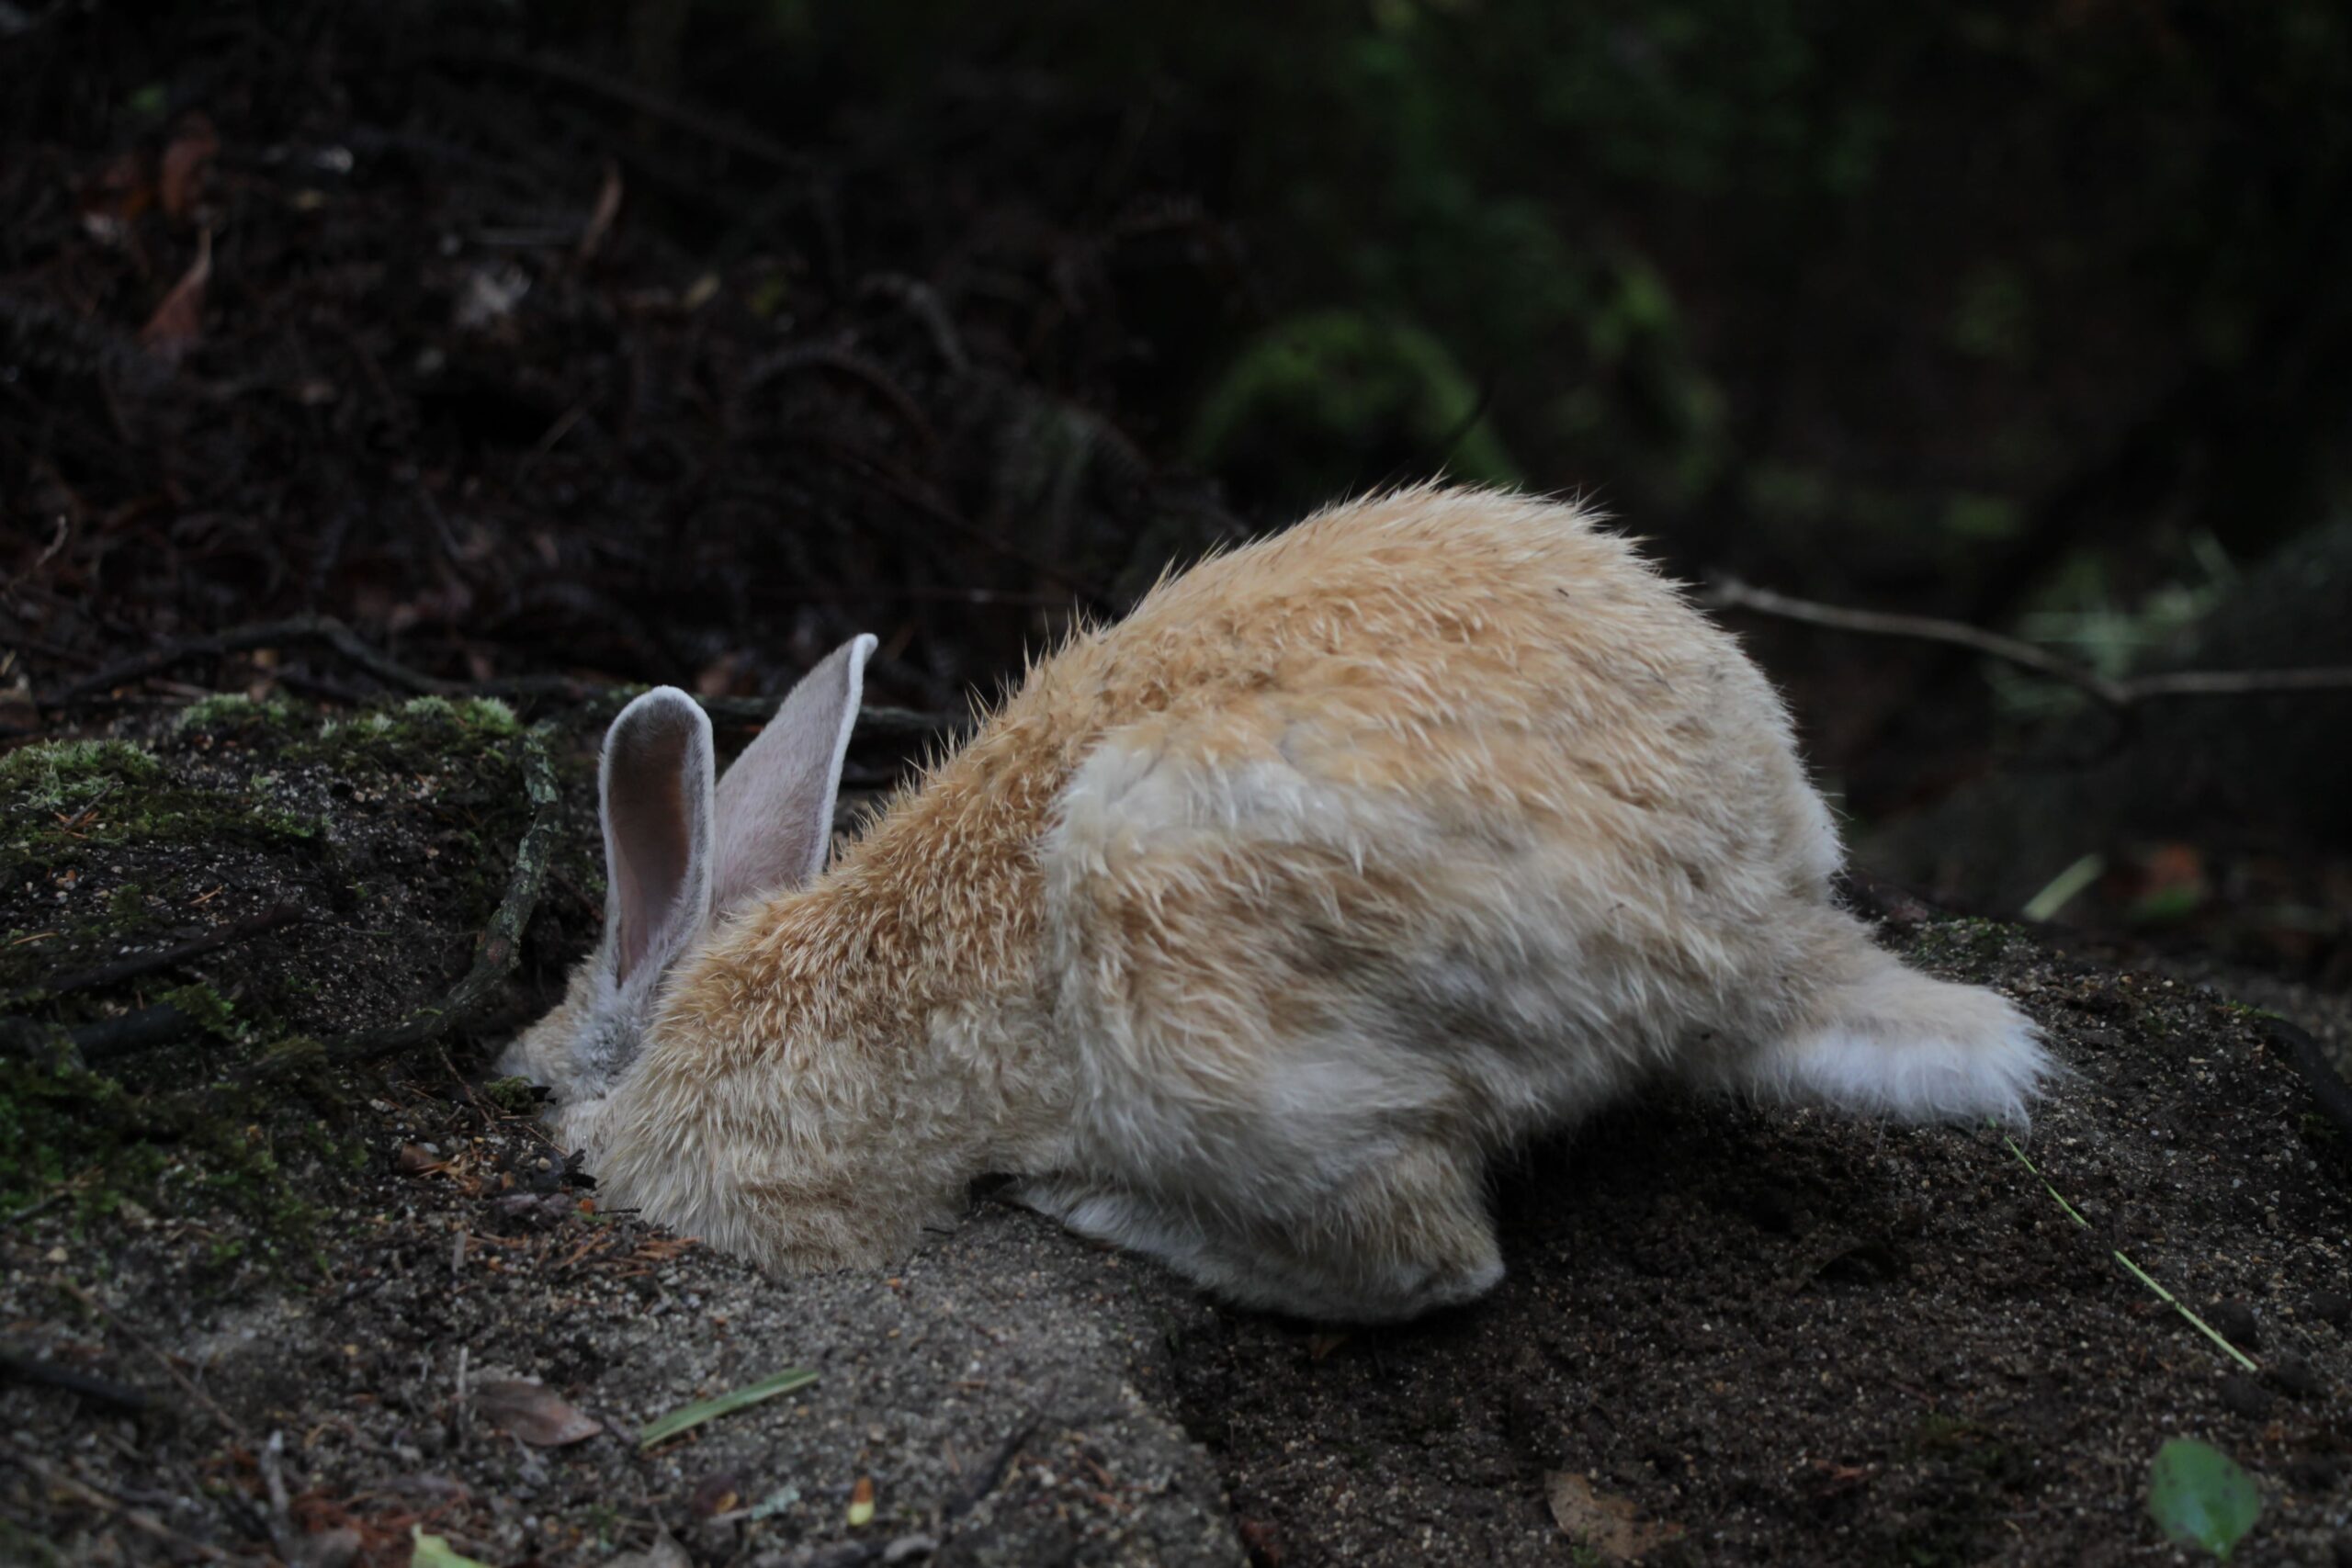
[1704,576,2352,709]
[0,1348,151,1415]
[946,1405,1046,1522]
[0,1443,230,1561]
[68,1000,217,1066]
[35,905,299,997]
[2256,1015,2352,1144]
[259,1430,297,1565]
[44,615,443,706]
[458,46,812,173]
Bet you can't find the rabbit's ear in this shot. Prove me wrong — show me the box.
[711,634,876,919]
[599,687,717,985]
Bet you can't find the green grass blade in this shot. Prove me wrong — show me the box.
[411,1527,494,1568]
[2109,1251,2259,1373]
[2022,852,2105,922]
[639,1368,820,1449]
[2001,1135,2257,1373]
[2003,1135,2091,1228]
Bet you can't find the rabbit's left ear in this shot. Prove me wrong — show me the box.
[599,687,718,986]
[711,634,876,919]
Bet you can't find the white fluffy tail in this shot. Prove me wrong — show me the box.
[1747,934,2051,1124]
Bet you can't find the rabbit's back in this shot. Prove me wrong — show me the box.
[1023,491,1846,1309]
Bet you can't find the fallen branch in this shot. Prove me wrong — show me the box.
[1703,577,2352,708]
[0,1443,229,1561]
[44,615,440,705]
[35,905,298,998]
[40,613,959,739]
[72,1001,218,1066]
[0,1348,152,1416]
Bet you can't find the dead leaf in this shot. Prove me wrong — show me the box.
[159,114,220,220]
[578,161,623,260]
[1544,1472,1683,1562]
[689,1472,742,1517]
[393,1144,445,1176]
[139,228,211,362]
[473,1378,603,1447]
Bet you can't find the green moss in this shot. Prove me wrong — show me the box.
[1892,1410,2035,1565]
[302,694,524,773]
[1905,916,2020,975]
[482,1074,544,1115]
[0,1052,169,1215]
[1,784,318,874]
[0,739,162,811]
[0,1046,336,1271]
[175,693,303,737]
[158,982,240,1042]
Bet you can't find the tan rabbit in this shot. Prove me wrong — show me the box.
[502,486,2048,1322]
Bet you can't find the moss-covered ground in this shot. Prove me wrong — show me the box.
[0,696,600,1266]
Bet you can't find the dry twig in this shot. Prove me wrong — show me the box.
[40,611,959,739]
[0,1443,230,1561]
[33,905,298,998]
[1703,576,2352,708]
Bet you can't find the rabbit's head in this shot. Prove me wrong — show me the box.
[499,635,876,1103]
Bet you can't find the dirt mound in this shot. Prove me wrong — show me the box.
[3,704,2349,1565]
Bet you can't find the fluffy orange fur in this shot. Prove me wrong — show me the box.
[512,486,2048,1320]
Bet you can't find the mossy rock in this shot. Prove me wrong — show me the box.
[0,694,602,1282]
[0,738,162,811]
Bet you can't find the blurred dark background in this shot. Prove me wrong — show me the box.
[5,0,2350,990]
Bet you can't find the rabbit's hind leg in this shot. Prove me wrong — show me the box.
[1021,1142,1503,1324]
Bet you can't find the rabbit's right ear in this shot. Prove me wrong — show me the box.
[599,687,717,987]
[711,635,876,918]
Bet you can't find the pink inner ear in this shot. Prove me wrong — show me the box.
[609,757,692,980]
[602,692,712,985]
[712,634,874,919]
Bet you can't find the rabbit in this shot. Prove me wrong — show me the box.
[500,485,2049,1323]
